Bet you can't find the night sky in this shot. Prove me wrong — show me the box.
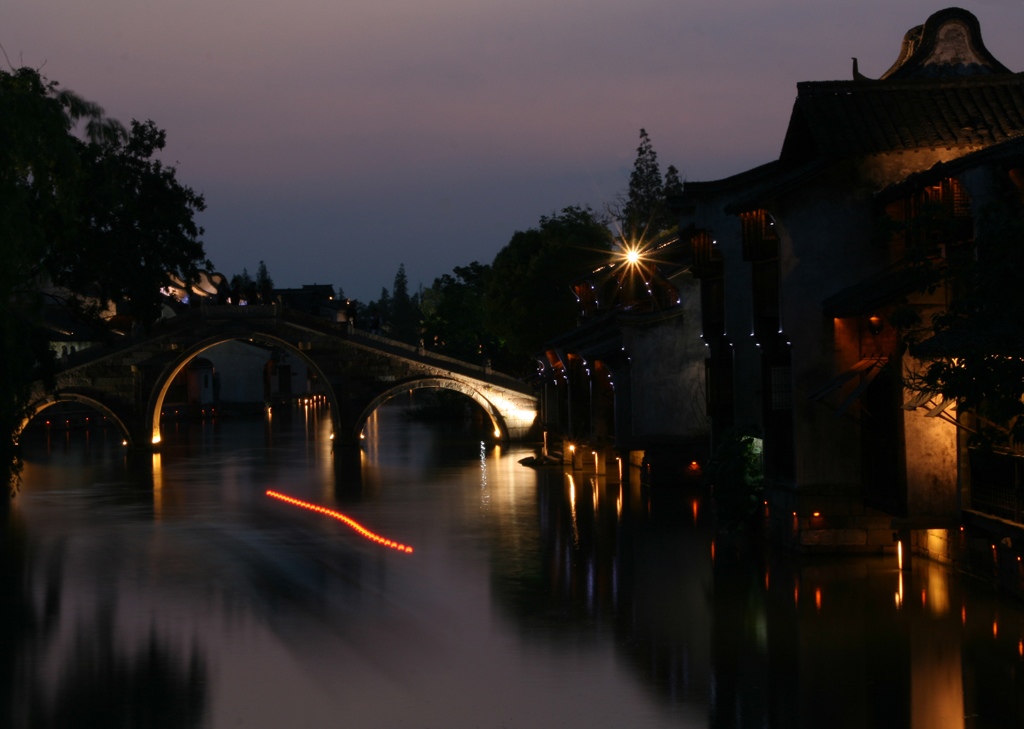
[7,1,1024,301]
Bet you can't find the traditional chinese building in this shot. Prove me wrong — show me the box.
[678,7,1024,561]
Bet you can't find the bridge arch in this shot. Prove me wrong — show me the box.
[354,377,508,442]
[147,333,341,446]
[18,393,133,446]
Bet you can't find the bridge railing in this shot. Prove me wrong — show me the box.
[272,306,527,389]
[43,302,531,394]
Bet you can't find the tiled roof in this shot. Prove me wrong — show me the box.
[722,160,826,214]
[680,9,1024,214]
[780,75,1024,163]
[677,161,780,198]
[877,133,1024,203]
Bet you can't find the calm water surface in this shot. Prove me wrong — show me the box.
[4,402,1024,728]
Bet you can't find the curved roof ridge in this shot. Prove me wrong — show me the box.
[879,7,1011,80]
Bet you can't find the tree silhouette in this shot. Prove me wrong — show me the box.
[46,119,207,324]
[255,260,274,303]
[1,69,198,496]
[619,128,676,239]
[484,206,612,368]
[420,262,511,366]
[389,263,419,344]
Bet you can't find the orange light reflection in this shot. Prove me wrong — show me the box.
[266,490,414,553]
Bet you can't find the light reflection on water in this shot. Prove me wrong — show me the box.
[4,402,1024,728]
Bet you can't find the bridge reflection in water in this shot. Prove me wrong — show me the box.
[6,403,1024,728]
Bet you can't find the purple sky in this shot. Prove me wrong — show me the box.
[7,1,1024,301]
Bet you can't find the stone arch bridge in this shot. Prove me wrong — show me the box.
[21,305,538,448]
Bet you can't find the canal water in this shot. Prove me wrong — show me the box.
[4,401,1024,728]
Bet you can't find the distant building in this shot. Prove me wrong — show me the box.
[273,284,347,323]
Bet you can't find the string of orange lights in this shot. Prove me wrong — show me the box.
[266,490,414,554]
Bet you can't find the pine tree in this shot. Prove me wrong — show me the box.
[255,260,274,303]
[390,263,419,344]
[619,129,677,238]
[374,286,391,334]
[620,129,663,238]
[230,268,256,304]
[664,164,684,201]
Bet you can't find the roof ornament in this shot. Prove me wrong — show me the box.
[852,57,869,81]
[880,7,1011,79]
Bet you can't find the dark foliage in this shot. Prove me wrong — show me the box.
[389,263,419,344]
[420,262,515,369]
[1,68,206,496]
[705,428,764,531]
[904,192,1024,449]
[46,119,208,324]
[483,206,612,368]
